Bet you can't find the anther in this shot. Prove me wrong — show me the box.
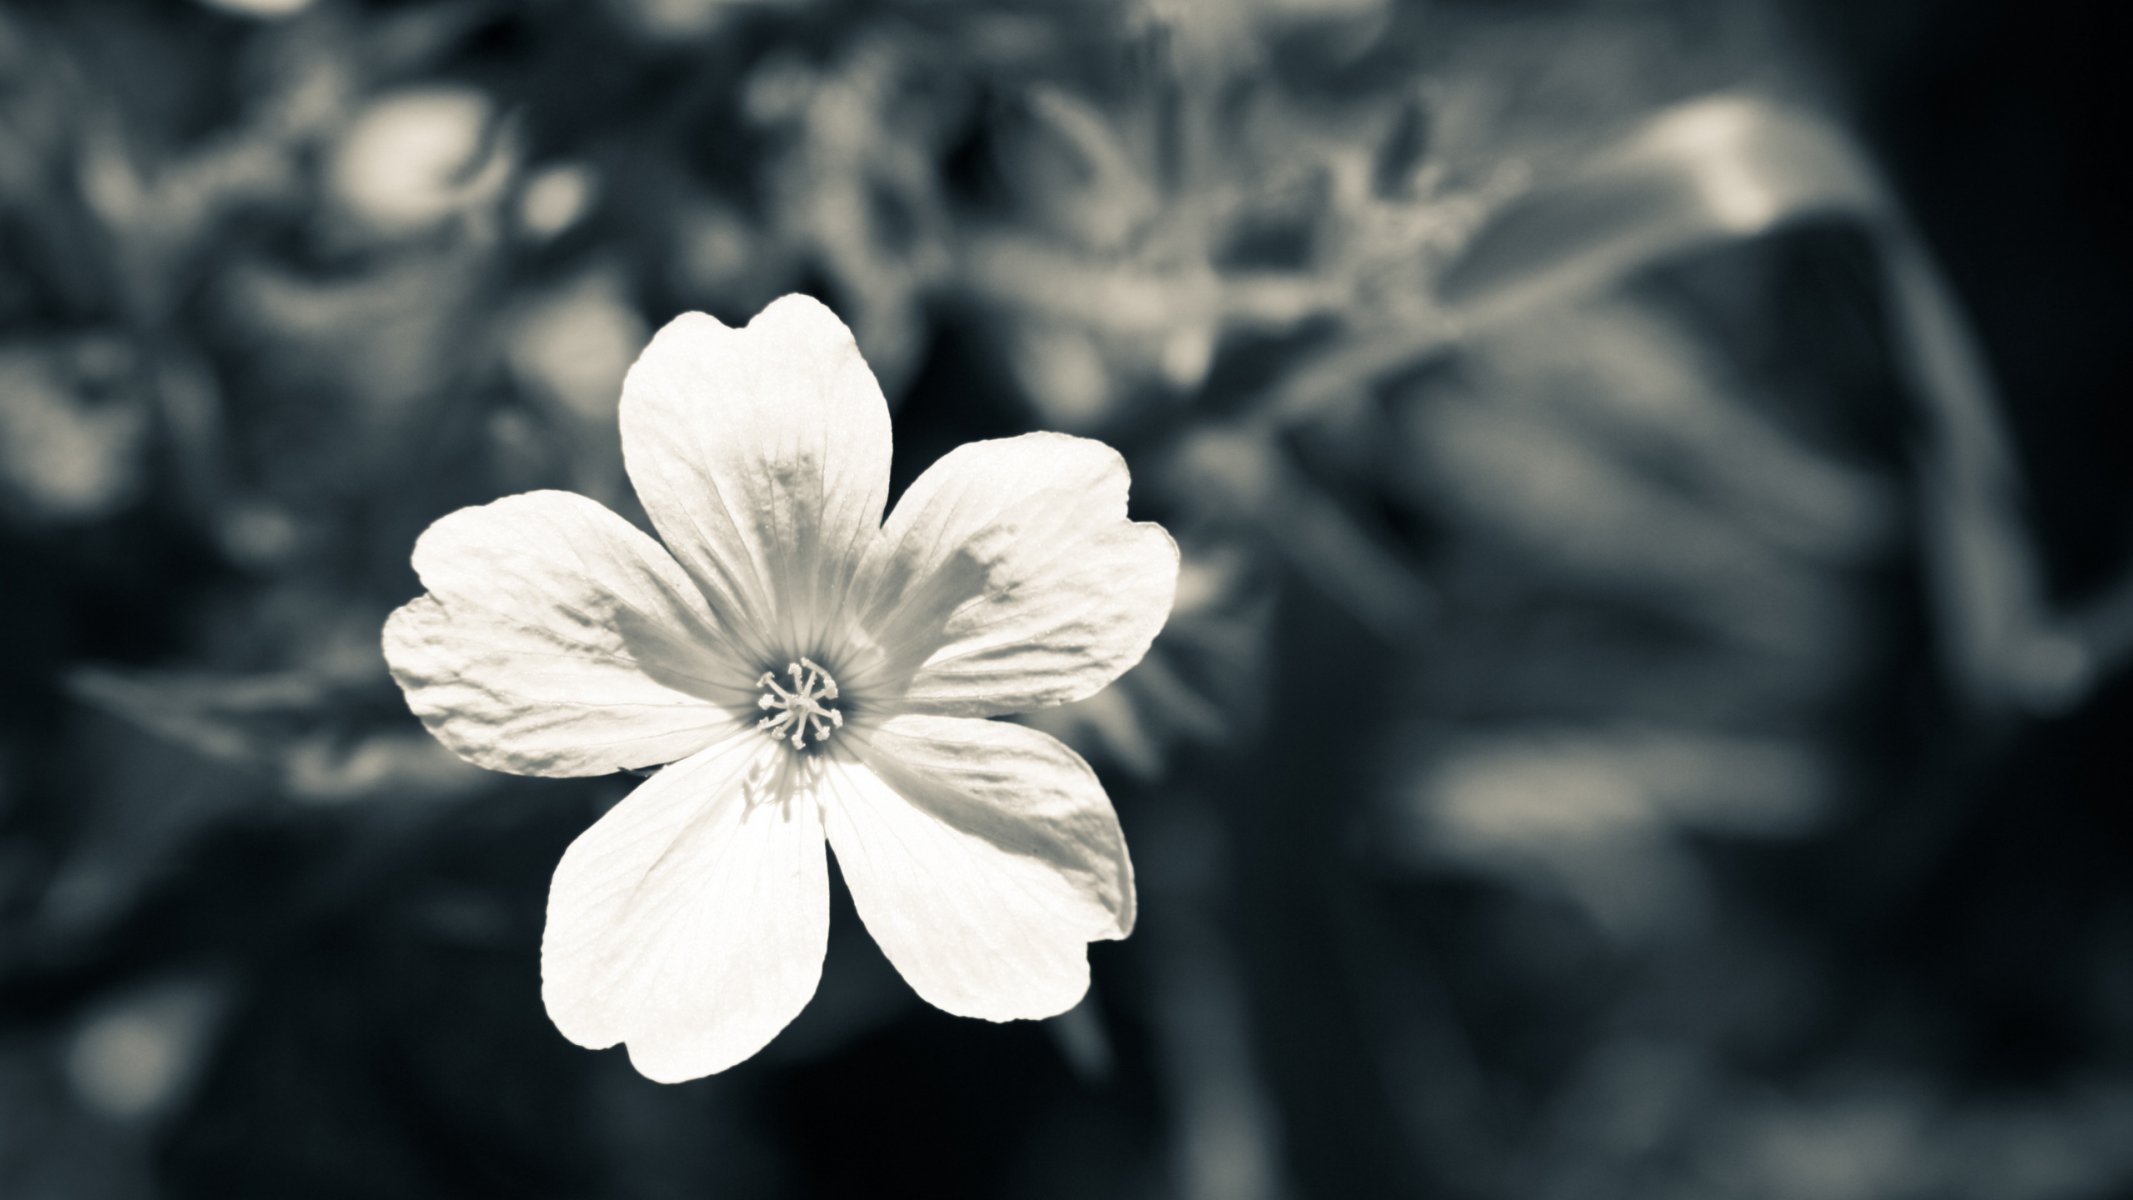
[755,657,843,749]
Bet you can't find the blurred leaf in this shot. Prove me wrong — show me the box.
[1385,725,1832,940]
[1434,93,2049,716]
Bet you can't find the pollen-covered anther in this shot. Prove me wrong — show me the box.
[756,657,844,749]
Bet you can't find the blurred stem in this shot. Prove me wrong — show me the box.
[1323,876,1500,1197]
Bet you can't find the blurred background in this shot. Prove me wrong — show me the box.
[3,0,2130,1196]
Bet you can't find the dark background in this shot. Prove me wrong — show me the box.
[2,0,2128,1196]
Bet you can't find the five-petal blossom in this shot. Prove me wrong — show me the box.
[383,294,1178,1081]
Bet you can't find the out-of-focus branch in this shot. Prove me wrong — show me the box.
[1428,93,2072,719]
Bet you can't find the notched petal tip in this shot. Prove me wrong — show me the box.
[624,1042,723,1086]
[382,592,559,778]
[632,292,859,375]
[825,718,1134,1023]
[618,293,892,668]
[1091,516,1182,686]
[539,737,831,1083]
[857,432,1184,718]
[750,291,857,341]
[382,490,746,779]
[380,594,486,758]
[953,956,1094,1025]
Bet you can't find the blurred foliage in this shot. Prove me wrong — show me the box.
[3,0,2130,1197]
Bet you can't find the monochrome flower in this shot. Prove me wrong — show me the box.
[382,295,1178,1081]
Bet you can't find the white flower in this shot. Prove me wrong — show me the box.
[383,295,1178,1081]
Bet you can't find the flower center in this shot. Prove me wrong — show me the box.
[756,657,843,750]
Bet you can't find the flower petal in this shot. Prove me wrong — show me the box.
[542,731,829,1082]
[848,432,1178,716]
[620,295,892,667]
[384,490,753,777]
[823,714,1134,1020]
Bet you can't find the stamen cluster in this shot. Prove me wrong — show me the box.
[756,658,843,749]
